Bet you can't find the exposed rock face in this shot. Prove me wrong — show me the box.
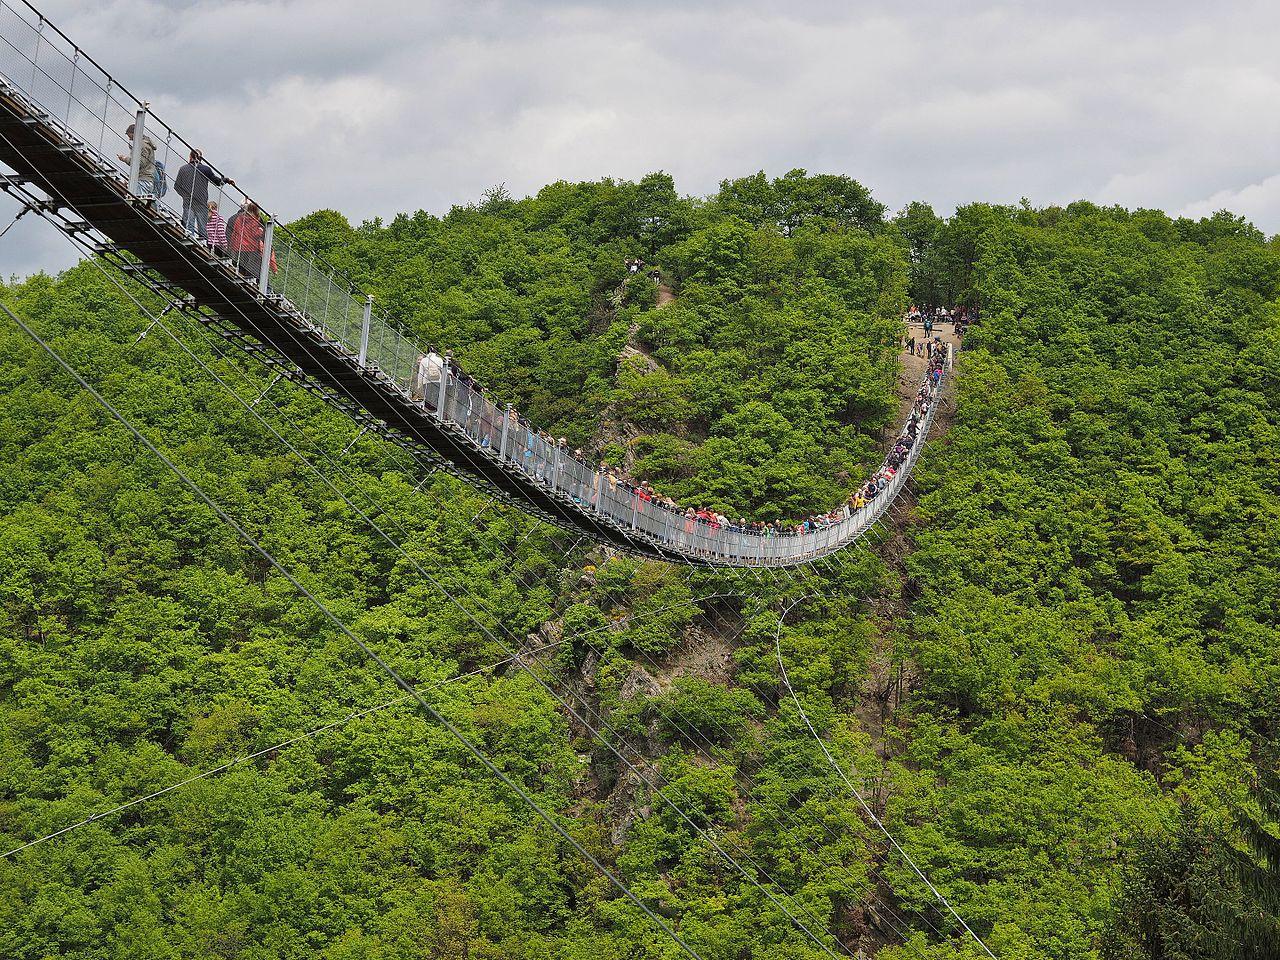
[618,664,662,702]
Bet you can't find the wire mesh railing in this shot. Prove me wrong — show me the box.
[0,0,947,566]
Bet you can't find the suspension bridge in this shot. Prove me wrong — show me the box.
[0,0,948,568]
[0,5,1005,958]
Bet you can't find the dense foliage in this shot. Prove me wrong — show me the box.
[890,201,1280,958]
[1,175,1278,960]
[286,170,905,521]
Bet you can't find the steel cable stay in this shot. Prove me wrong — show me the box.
[0,300,710,960]
[687,442,1002,950]
[746,546,974,946]
[788,455,1080,952]
[661,558,969,950]
[774,597,1000,960]
[764,574,981,949]
[759,487,994,946]
[653,567,959,953]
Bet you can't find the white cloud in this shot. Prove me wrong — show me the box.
[3,0,1280,278]
[1179,172,1280,226]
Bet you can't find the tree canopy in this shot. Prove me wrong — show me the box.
[1,173,1278,960]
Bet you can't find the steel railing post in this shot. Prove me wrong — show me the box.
[499,404,512,460]
[258,218,274,292]
[127,104,147,195]
[436,360,449,421]
[357,295,372,367]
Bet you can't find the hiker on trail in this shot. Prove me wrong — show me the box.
[174,148,234,239]
[205,200,227,256]
[906,334,915,355]
[117,123,156,197]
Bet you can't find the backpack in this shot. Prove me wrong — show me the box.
[153,160,168,198]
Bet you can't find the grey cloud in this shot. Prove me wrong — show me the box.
[3,0,1280,278]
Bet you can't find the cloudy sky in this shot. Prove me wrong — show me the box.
[3,0,1279,277]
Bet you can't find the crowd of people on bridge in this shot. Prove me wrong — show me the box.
[546,323,952,546]
[118,130,277,282]
[115,121,957,553]
[394,302,956,551]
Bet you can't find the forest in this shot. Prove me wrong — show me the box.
[0,170,1278,960]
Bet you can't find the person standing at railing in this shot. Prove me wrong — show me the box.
[117,123,156,198]
[412,350,445,402]
[173,149,234,239]
[205,200,228,256]
[226,200,271,282]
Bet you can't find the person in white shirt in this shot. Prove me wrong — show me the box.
[412,350,446,401]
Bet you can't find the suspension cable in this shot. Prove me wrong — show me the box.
[0,639,565,859]
[774,598,1000,960]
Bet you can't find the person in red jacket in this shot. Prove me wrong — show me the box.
[226,199,271,283]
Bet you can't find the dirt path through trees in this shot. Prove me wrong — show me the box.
[896,319,959,422]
